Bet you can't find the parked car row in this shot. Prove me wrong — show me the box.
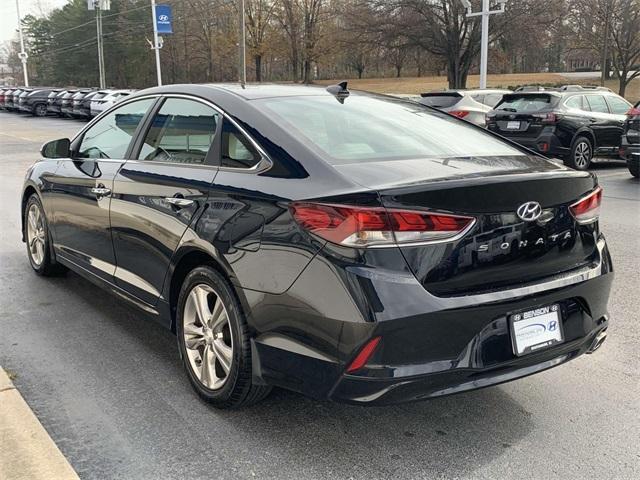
[416,85,638,177]
[0,86,135,119]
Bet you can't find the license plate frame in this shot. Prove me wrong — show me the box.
[509,304,563,356]
[506,120,521,130]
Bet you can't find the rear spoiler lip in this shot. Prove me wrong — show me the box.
[420,92,463,98]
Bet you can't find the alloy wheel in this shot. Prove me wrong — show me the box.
[35,104,47,116]
[574,141,591,168]
[182,284,234,390]
[26,203,46,266]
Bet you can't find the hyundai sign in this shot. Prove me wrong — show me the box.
[155,5,173,34]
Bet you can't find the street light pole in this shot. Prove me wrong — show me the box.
[150,0,162,86]
[462,0,506,89]
[95,2,106,89]
[238,0,246,86]
[15,0,29,86]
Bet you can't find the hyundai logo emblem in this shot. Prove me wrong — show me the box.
[158,14,169,21]
[517,201,542,222]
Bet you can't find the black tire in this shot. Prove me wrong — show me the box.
[564,136,593,170]
[24,194,67,276]
[629,159,640,178]
[32,103,47,117]
[176,266,271,408]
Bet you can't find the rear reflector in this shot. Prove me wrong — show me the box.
[449,110,470,119]
[290,203,475,248]
[569,186,602,224]
[346,336,381,374]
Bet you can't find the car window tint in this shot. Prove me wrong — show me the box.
[419,95,461,108]
[496,94,554,112]
[606,95,631,115]
[220,119,261,169]
[483,93,504,107]
[258,95,522,165]
[565,95,583,109]
[585,95,609,113]
[77,98,154,159]
[138,98,219,164]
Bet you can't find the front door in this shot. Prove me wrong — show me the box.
[48,98,156,282]
[110,97,220,306]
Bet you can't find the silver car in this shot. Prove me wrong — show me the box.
[418,89,512,127]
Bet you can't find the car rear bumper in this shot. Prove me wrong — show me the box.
[492,130,569,158]
[250,236,613,405]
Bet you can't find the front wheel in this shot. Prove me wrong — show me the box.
[24,194,66,276]
[629,159,640,178]
[565,136,593,170]
[176,266,271,408]
[33,103,47,117]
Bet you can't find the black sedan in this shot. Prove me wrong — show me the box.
[22,83,612,408]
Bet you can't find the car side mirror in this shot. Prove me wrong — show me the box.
[40,138,71,158]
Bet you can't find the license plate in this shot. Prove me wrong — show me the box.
[510,304,563,356]
[506,121,520,129]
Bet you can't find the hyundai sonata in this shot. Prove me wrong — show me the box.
[22,83,612,408]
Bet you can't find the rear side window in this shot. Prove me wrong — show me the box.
[418,94,461,108]
[77,98,155,159]
[605,95,631,115]
[257,95,522,165]
[565,95,583,109]
[220,119,261,169]
[585,95,609,113]
[138,98,220,164]
[496,94,555,113]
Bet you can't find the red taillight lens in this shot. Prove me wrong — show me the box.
[346,336,381,374]
[449,110,470,119]
[626,106,640,117]
[290,203,475,248]
[535,112,560,124]
[569,186,602,224]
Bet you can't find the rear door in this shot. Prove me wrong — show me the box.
[604,95,631,147]
[584,94,619,147]
[110,96,220,306]
[48,97,156,282]
[489,93,558,137]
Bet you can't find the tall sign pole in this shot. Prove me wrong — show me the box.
[462,0,506,89]
[238,0,246,86]
[151,0,162,86]
[89,1,108,88]
[15,0,29,86]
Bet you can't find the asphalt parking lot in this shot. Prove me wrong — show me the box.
[0,111,638,480]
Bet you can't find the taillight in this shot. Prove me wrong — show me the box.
[290,203,475,248]
[346,336,381,374]
[569,186,602,224]
[626,106,640,117]
[536,112,561,124]
[449,110,470,119]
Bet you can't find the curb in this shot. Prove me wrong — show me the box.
[0,367,79,480]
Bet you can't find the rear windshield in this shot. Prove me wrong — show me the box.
[496,94,557,113]
[418,94,461,108]
[256,95,523,165]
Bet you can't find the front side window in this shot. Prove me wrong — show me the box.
[77,98,155,159]
[586,95,610,113]
[138,98,219,164]
[605,95,631,115]
[258,95,523,165]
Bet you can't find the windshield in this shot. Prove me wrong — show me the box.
[496,94,557,113]
[257,95,523,165]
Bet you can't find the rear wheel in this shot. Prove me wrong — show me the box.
[565,136,593,170]
[33,103,47,117]
[176,266,271,408]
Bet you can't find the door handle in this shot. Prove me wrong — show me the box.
[165,197,194,208]
[91,185,111,197]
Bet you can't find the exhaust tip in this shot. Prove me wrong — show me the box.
[587,329,607,354]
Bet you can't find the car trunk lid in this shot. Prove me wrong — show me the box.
[487,93,560,137]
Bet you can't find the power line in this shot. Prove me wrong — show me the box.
[49,4,150,37]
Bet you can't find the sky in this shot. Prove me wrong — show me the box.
[1,0,69,43]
